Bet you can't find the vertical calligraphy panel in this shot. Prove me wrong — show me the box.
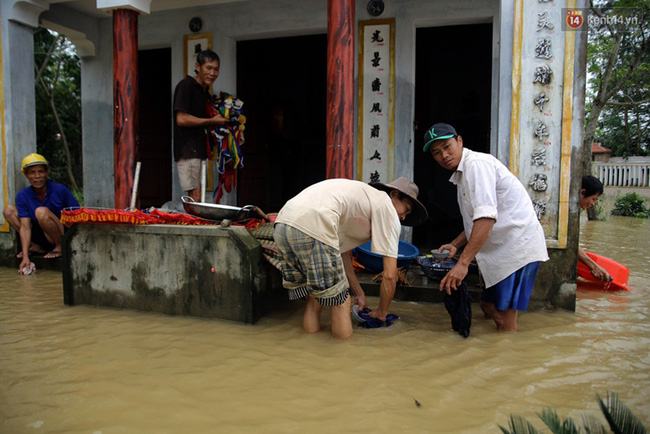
[511,0,574,248]
[357,19,395,184]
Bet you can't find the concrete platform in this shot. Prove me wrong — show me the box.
[62,223,283,324]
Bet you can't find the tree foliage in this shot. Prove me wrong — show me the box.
[585,0,650,158]
[611,192,650,217]
[33,28,82,195]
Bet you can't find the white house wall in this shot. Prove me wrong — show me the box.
[0,4,38,206]
[38,0,501,207]
[79,18,113,208]
[0,0,589,310]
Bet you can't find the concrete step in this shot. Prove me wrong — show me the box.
[10,253,63,272]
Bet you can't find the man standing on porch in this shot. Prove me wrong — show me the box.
[173,49,228,202]
[423,123,549,332]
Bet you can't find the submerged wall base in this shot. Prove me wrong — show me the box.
[62,223,278,324]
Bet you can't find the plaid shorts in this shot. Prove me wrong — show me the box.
[273,223,349,306]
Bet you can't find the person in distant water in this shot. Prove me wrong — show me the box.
[577,175,611,282]
[273,177,428,339]
[3,153,79,271]
[423,123,549,332]
[173,49,228,202]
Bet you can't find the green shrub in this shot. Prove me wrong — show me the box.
[611,193,650,218]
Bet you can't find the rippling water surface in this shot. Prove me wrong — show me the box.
[1,216,649,433]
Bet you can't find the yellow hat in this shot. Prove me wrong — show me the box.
[21,153,49,175]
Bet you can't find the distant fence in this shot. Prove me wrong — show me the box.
[593,162,650,187]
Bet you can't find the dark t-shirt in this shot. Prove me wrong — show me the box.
[173,75,211,161]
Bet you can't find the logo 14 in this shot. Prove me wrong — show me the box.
[566,9,584,29]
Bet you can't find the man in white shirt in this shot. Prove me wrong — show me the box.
[274,178,427,338]
[423,123,548,331]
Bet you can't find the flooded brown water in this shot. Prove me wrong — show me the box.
[1,216,649,433]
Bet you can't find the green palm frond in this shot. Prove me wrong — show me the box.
[581,413,608,434]
[499,414,543,434]
[597,392,647,434]
[538,407,563,432]
[538,407,580,434]
[502,392,646,434]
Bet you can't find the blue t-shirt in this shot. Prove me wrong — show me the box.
[16,181,79,221]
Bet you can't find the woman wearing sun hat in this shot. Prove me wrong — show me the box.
[273,177,427,338]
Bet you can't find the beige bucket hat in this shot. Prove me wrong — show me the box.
[370,177,428,226]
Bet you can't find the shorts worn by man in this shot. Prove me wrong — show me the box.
[173,49,227,201]
[2,153,79,272]
[424,123,548,332]
[273,178,427,339]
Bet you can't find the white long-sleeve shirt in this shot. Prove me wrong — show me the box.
[450,149,549,287]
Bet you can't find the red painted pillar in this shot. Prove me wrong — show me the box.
[326,0,355,179]
[113,9,139,209]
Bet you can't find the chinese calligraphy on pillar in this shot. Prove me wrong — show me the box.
[524,1,561,236]
[357,19,395,184]
[510,0,576,248]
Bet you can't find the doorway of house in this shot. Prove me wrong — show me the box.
[413,23,493,250]
[137,48,172,208]
[236,34,327,213]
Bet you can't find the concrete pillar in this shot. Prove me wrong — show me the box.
[0,0,47,207]
[112,8,139,209]
[325,0,354,179]
[97,0,150,209]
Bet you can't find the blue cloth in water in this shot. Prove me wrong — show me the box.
[357,308,399,328]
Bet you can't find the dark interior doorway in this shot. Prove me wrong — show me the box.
[413,23,493,250]
[236,34,327,213]
[138,48,172,208]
